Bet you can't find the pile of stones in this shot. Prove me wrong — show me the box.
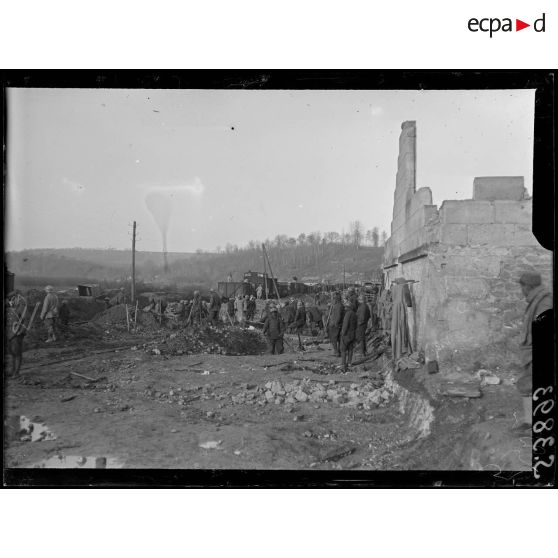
[225,378,393,410]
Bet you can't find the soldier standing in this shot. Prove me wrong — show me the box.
[40,285,59,343]
[247,295,256,321]
[115,287,126,305]
[190,291,203,325]
[293,300,307,351]
[355,294,371,355]
[328,291,344,357]
[262,306,285,355]
[208,288,221,326]
[227,297,236,324]
[235,294,245,327]
[6,291,28,375]
[340,299,357,372]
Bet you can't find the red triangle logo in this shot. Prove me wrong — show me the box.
[516,19,530,31]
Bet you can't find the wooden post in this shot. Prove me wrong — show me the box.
[24,302,40,332]
[131,221,136,303]
[125,304,130,331]
[263,246,269,300]
[262,244,281,301]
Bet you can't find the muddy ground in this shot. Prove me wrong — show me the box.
[5,319,416,470]
[4,314,532,473]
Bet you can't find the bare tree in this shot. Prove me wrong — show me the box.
[329,231,341,244]
[324,231,337,244]
[381,230,388,246]
[371,227,379,247]
[349,220,364,248]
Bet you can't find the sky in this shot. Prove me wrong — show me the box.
[6,88,535,253]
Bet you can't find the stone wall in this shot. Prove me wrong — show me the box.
[383,124,553,370]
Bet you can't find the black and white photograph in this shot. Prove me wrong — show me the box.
[3,73,555,485]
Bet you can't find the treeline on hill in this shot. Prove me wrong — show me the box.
[7,222,386,288]
[167,244,384,287]
[6,248,193,284]
[167,223,386,286]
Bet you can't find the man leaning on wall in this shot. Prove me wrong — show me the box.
[513,271,552,433]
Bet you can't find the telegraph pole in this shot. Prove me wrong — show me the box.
[263,248,268,300]
[131,221,136,303]
[262,243,281,301]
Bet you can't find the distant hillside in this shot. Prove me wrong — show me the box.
[6,249,195,282]
[6,244,384,288]
[166,244,384,286]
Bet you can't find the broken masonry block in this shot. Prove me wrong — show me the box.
[426,360,439,374]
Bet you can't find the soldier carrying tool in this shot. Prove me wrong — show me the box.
[6,291,40,376]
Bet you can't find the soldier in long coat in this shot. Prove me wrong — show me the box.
[355,294,371,355]
[328,292,344,357]
[340,299,357,372]
[262,306,286,355]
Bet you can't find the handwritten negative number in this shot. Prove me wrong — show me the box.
[532,386,555,480]
[533,386,553,401]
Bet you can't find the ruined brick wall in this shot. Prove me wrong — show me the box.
[383,123,553,369]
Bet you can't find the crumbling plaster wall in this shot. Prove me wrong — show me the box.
[383,121,552,367]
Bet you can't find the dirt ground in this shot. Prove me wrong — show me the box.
[4,311,532,473]
[4,319,416,470]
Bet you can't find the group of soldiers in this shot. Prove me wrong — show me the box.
[226,294,257,325]
[260,287,375,372]
[143,288,259,329]
[322,288,372,371]
[143,288,223,327]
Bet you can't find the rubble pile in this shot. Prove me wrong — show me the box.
[66,297,107,322]
[92,305,162,330]
[92,304,130,325]
[140,377,393,411]
[164,326,267,356]
[222,378,393,409]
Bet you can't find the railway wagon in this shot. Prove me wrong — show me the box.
[217,281,254,299]
[242,271,279,295]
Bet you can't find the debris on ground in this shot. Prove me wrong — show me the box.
[164,326,267,356]
[32,455,124,468]
[199,440,222,449]
[317,446,356,464]
[476,369,501,386]
[9,416,57,442]
[439,372,482,398]
[396,352,423,371]
[212,377,393,409]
